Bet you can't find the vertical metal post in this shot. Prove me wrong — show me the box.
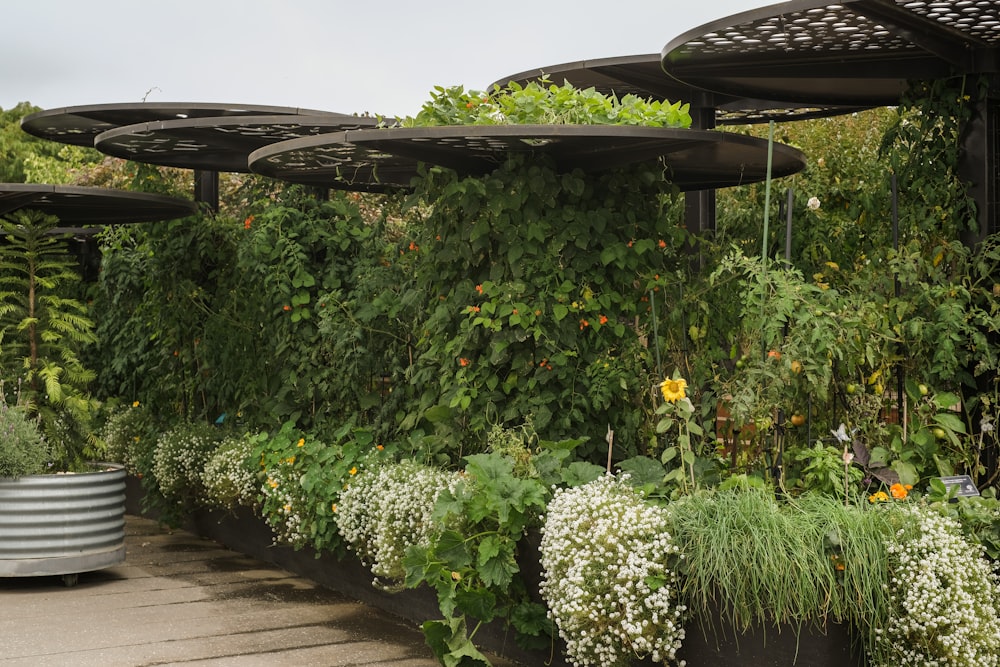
[193,170,219,212]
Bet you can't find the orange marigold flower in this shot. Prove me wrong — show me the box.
[890,483,908,500]
[658,239,667,248]
[376,444,384,451]
[475,284,483,294]
[244,215,254,230]
[459,357,470,367]
[599,315,608,325]
[579,319,589,330]
[283,305,291,312]
[409,241,418,251]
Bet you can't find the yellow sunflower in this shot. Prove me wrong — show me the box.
[660,377,688,403]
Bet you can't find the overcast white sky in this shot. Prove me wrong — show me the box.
[1,0,769,118]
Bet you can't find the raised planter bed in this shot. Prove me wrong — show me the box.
[0,463,127,586]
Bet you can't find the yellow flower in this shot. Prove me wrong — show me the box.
[268,478,278,489]
[297,438,305,448]
[868,491,889,503]
[331,503,337,513]
[286,456,295,464]
[283,504,292,513]
[349,466,358,476]
[132,400,140,408]
[660,377,688,403]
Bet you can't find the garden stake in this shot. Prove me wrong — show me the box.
[605,424,614,474]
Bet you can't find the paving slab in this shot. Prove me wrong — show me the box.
[0,515,520,667]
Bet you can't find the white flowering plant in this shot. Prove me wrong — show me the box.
[876,504,1000,666]
[100,401,158,477]
[151,421,223,503]
[335,459,461,589]
[201,432,259,511]
[539,474,686,667]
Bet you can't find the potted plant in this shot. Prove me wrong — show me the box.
[0,210,124,586]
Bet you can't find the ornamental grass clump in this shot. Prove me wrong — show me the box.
[335,460,461,589]
[666,484,892,645]
[539,474,685,667]
[876,505,1000,666]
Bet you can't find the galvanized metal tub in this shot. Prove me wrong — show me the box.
[0,463,126,578]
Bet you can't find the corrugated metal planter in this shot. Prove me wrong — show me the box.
[0,462,126,585]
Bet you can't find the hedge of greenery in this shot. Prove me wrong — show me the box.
[4,77,1000,666]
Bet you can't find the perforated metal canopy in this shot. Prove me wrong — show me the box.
[249,125,805,192]
[662,0,1000,106]
[0,184,198,225]
[21,103,339,148]
[94,114,381,173]
[494,54,870,125]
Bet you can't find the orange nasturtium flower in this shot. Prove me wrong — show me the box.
[660,377,688,403]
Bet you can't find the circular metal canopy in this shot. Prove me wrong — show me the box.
[94,114,381,173]
[494,54,870,125]
[249,125,806,192]
[21,103,340,148]
[0,184,198,225]
[662,0,1000,107]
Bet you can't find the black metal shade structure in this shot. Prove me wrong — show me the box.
[248,125,806,193]
[661,0,1000,239]
[20,103,340,148]
[0,184,198,225]
[21,103,345,211]
[93,114,380,173]
[662,0,999,106]
[493,54,871,129]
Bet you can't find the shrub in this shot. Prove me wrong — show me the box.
[336,460,461,588]
[202,433,258,511]
[0,400,49,478]
[877,505,1000,665]
[151,421,222,502]
[540,474,685,667]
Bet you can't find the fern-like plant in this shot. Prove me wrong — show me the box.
[0,210,100,469]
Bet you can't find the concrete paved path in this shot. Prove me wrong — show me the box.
[0,516,517,667]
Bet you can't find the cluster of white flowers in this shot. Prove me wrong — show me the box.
[259,465,309,547]
[201,434,259,510]
[876,505,1000,666]
[151,424,221,501]
[539,474,686,667]
[100,404,151,475]
[335,461,461,587]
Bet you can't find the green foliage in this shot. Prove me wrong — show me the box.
[408,80,692,128]
[403,445,555,663]
[254,420,387,554]
[0,210,99,470]
[667,487,894,645]
[0,394,49,477]
[395,155,682,461]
